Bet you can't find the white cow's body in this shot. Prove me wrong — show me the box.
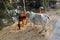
[26,11,50,32]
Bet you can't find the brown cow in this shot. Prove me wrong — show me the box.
[18,11,29,29]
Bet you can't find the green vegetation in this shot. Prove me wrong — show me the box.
[6,3,14,10]
[56,10,60,14]
[42,0,49,10]
[0,0,14,30]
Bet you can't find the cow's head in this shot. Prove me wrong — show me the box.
[26,11,31,18]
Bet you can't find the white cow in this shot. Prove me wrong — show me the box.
[26,11,50,33]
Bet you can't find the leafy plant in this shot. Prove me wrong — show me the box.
[6,3,14,10]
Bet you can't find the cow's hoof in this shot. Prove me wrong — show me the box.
[44,29,47,32]
[41,34,45,37]
[18,28,20,30]
[39,28,45,34]
[39,30,43,34]
[39,32,42,34]
[18,27,20,30]
[45,30,47,32]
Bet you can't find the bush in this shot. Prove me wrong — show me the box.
[6,4,14,10]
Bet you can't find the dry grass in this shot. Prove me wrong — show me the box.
[0,20,52,40]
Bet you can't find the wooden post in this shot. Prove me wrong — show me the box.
[23,0,26,12]
[9,0,12,3]
[17,0,19,9]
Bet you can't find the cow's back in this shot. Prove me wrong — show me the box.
[32,14,42,25]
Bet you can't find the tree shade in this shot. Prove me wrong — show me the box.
[0,2,5,10]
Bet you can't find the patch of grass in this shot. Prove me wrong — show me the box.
[56,10,60,14]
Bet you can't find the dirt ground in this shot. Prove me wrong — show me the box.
[0,11,60,40]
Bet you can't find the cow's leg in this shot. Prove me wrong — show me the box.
[24,19,28,27]
[39,24,47,34]
[42,23,47,33]
[40,20,47,33]
[18,24,20,29]
[26,18,29,25]
[43,26,47,32]
[22,19,27,27]
[19,24,20,29]
[21,21,24,27]
[18,21,21,30]
[23,19,26,27]
[30,21,33,27]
